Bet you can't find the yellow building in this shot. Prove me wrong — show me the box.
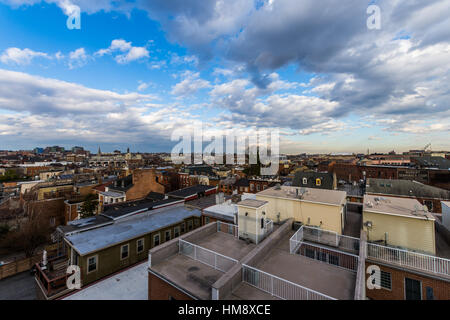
[363,195,436,255]
[248,186,347,234]
[237,199,270,244]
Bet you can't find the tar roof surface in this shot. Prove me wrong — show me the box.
[257,186,346,206]
[167,185,216,198]
[66,206,201,255]
[237,199,268,208]
[363,194,435,220]
[366,178,450,200]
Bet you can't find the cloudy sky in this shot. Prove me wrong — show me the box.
[0,0,449,154]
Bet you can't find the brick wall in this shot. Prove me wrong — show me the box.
[126,169,166,201]
[365,262,450,300]
[148,272,193,300]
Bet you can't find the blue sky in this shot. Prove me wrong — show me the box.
[0,0,449,154]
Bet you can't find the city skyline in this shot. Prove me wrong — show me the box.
[0,1,449,154]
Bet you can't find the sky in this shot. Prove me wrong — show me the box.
[0,0,449,154]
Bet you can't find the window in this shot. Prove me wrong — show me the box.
[426,287,434,300]
[136,239,144,254]
[187,220,193,231]
[228,224,233,234]
[87,256,97,273]
[165,230,171,242]
[49,217,56,227]
[405,278,422,300]
[181,223,185,233]
[305,248,315,259]
[380,271,392,290]
[303,178,307,185]
[174,227,180,238]
[205,216,210,224]
[250,184,255,191]
[424,200,433,211]
[120,244,129,260]
[256,184,260,191]
[153,234,160,247]
[194,219,199,227]
[316,178,321,186]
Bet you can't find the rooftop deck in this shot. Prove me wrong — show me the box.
[232,230,356,300]
[150,229,256,300]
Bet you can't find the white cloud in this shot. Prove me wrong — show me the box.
[0,68,153,114]
[171,71,211,97]
[68,47,88,69]
[0,47,49,65]
[95,39,149,64]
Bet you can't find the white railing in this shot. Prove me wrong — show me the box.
[179,239,238,273]
[217,221,238,238]
[264,219,273,234]
[289,226,304,254]
[242,264,336,300]
[298,241,359,272]
[367,242,450,277]
[303,226,360,253]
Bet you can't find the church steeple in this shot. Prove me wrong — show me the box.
[97,146,101,156]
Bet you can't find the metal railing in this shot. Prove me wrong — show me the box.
[217,221,238,238]
[179,239,238,273]
[289,226,304,254]
[367,242,450,277]
[302,226,360,253]
[242,264,336,300]
[264,219,273,234]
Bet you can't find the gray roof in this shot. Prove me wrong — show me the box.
[58,215,113,235]
[366,178,450,200]
[237,199,268,208]
[66,206,201,256]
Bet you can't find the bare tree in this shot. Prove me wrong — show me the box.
[1,206,52,257]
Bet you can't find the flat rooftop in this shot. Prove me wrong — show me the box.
[226,230,356,300]
[63,261,148,300]
[363,194,435,221]
[237,199,268,208]
[66,206,201,256]
[150,231,255,300]
[257,186,346,206]
[203,201,237,222]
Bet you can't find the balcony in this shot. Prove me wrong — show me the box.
[366,242,450,278]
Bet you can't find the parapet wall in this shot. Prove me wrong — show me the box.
[212,218,294,299]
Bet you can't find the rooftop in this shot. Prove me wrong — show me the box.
[366,178,450,200]
[167,185,217,199]
[66,205,201,256]
[237,199,268,208]
[257,186,346,206]
[150,228,255,300]
[229,230,356,300]
[63,261,148,300]
[363,194,435,221]
[203,201,238,222]
[102,197,182,220]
